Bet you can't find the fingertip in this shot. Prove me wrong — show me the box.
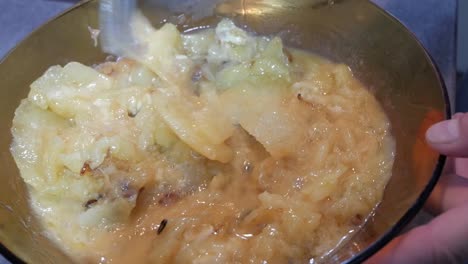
[426,119,460,145]
[425,113,468,157]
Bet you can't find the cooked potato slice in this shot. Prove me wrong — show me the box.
[221,86,309,158]
[152,91,234,162]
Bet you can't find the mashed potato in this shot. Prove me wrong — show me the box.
[11,17,394,264]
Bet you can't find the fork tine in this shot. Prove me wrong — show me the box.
[99,0,137,56]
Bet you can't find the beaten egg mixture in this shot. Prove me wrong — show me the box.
[11,17,395,263]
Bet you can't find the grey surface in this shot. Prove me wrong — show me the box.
[0,0,457,263]
[459,0,468,72]
[0,0,74,58]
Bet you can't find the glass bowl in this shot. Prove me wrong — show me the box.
[0,0,450,263]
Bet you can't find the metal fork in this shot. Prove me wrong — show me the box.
[99,0,138,56]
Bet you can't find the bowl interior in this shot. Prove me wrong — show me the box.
[0,0,448,263]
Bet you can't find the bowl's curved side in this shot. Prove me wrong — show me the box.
[312,1,451,262]
[0,1,99,263]
[340,4,451,261]
[212,0,450,261]
[0,243,25,264]
[0,0,449,263]
[343,49,450,264]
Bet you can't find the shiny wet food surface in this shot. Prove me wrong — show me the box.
[11,17,395,264]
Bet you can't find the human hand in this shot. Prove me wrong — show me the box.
[367,113,468,264]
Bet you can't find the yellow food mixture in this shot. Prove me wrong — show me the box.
[11,17,395,264]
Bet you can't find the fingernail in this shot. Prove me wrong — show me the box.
[426,119,460,144]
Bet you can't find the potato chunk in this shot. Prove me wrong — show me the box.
[221,86,309,158]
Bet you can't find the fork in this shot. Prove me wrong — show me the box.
[99,0,138,56]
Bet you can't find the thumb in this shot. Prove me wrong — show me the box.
[426,113,468,157]
[366,205,468,264]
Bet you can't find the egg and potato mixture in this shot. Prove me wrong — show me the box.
[11,17,395,264]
